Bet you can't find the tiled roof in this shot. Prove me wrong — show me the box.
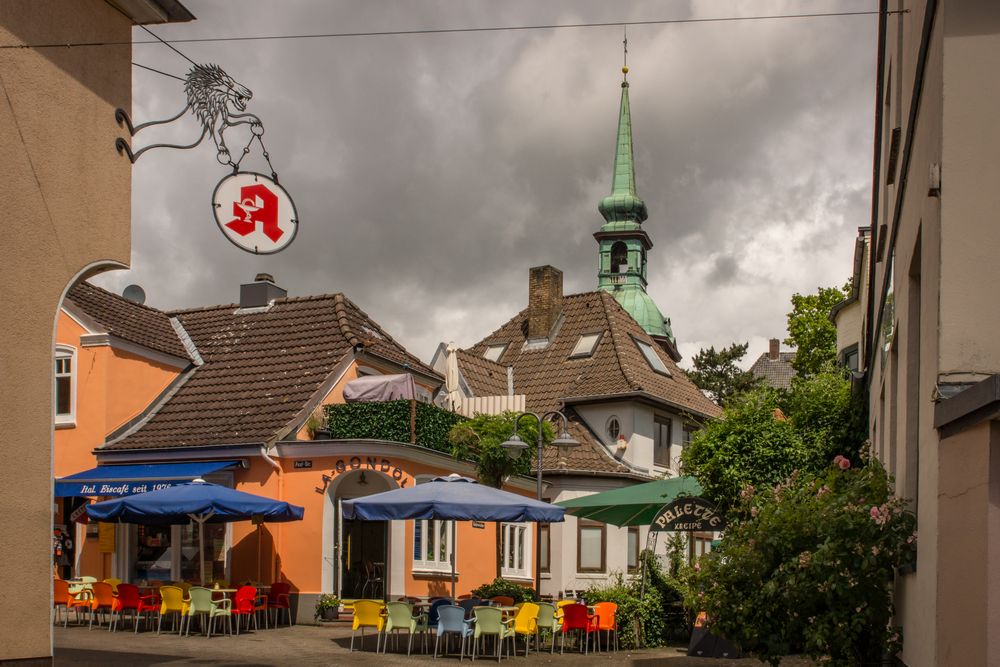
[750,352,797,390]
[66,282,190,361]
[538,407,638,476]
[455,349,509,397]
[464,291,721,419]
[103,294,440,451]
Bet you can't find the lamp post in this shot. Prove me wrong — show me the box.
[500,410,580,597]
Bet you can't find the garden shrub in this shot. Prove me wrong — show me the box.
[682,455,917,667]
[471,577,538,603]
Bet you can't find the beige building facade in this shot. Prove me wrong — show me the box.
[833,2,1000,665]
[0,1,191,662]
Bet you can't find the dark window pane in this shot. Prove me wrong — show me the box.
[56,376,71,415]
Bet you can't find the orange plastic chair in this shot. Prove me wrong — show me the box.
[53,579,72,627]
[592,602,619,652]
[489,595,515,607]
[88,582,116,631]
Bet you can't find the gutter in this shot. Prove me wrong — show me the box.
[562,391,717,420]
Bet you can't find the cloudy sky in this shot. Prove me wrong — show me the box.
[94,0,877,368]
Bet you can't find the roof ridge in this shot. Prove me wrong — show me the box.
[598,291,640,391]
[332,294,360,347]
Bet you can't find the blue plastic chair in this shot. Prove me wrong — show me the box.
[434,605,473,659]
[458,598,482,619]
[428,599,453,628]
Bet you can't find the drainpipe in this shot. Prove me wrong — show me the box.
[260,445,283,583]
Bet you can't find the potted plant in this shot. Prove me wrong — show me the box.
[314,594,341,622]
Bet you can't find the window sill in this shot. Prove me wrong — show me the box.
[500,573,532,582]
[55,421,76,430]
[574,572,607,578]
[412,567,458,578]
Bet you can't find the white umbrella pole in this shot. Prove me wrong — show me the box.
[189,511,215,584]
[450,520,457,599]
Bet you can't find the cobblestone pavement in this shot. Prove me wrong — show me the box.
[54,622,817,666]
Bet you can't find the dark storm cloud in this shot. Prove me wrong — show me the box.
[94,0,876,368]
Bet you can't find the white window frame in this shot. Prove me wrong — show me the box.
[412,476,455,574]
[500,522,532,580]
[55,345,76,427]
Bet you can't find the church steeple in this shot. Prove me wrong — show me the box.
[594,52,678,354]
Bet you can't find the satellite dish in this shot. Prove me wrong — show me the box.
[122,284,146,305]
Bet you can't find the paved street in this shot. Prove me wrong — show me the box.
[54,622,817,666]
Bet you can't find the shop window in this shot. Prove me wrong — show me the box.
[413,519,454,573]
[539,524,550,573]
[500,522,531,579]
[577,520,606,573]
[634,337,671,376]
[627,527,640,573]
[54,345,76,426]
[654,416,672,468]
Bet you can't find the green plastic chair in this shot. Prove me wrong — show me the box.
[472,606,515,662]
[380,601,428,655]
[534,603,558,654]
[185,586,232,638]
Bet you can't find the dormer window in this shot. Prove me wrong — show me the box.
[569,333,602,359]
[634,338,671,376]
[483,343,507,362]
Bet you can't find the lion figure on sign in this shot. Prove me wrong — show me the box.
[115,63,263,164]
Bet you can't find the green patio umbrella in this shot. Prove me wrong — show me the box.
[556,476,702,527]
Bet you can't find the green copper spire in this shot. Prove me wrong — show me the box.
[597,75,648,229]
[595,62,675,346]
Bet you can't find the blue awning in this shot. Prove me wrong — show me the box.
[55,461,239,497]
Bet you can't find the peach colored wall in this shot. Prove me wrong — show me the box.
[229,451,535,599]
[105,347,180,432]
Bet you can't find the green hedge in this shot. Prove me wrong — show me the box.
[471,577,539,604]
[324,400,464,454]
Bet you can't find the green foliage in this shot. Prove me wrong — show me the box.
[313,594,341,620]
[681,390,808,514]
[579,553,686,649]
[782,365,867,470]
[681,458,916,667]
[470,577,539,603]
[688,341,762,406]
[784,283,849,376]
[448,412,553,488]
[325,400,463,454]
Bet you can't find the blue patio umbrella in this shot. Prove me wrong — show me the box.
[87,479,304,583]
[342,474,564,597]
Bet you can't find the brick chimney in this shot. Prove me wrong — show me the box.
[240,273,287,308]
[769,338,780,361]
[528,265,563,339]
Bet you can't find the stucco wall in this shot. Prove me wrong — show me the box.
[0,1,133,660]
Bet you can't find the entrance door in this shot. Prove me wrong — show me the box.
[340,519,387,599]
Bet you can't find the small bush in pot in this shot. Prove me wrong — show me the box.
[314,594,341,621]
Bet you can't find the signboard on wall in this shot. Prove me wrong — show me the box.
[99,523,116,553]
[650,497,726,532]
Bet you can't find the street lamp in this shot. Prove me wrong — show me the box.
[500,410,580,596]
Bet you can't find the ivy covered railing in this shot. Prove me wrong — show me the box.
[324,400,464,455]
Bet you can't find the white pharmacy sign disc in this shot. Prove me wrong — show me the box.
[212,172,298,254]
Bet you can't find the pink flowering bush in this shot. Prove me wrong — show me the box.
[681,454,916,666]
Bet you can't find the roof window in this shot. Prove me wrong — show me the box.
[483,343,507,362]
[569,333,602,359]
[635,338,672,377]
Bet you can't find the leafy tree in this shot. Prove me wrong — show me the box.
[782,364,867,471]
[687,341,762,406]
[681,457,916,666]
[784,283,849,376]
[680,390,808,514]
[448,412,552,579]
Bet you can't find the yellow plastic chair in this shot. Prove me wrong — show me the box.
[350,600,386,652]
[157,585,187,635]
[512,602,540,656]
[103,578,122,593]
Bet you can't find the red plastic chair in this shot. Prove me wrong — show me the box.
[267,582,292,627]
[592,602,618,652]
[233,585,269,633]
[111,584,160,633]
[559,603,599,654]
[53,579,72,627]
